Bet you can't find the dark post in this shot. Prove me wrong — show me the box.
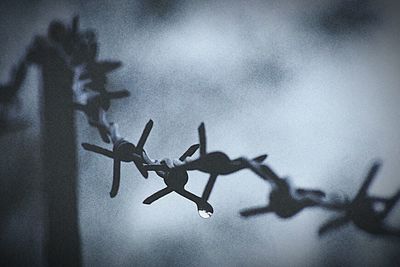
[41,47,81,267]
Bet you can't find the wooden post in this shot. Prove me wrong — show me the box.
[41,47,81,267]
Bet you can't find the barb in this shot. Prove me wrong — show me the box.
[318,161,400,237]
[0,60,28,126]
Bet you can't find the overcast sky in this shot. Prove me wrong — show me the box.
[1,0,400,266]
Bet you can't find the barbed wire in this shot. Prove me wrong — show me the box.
[0,15,399,238]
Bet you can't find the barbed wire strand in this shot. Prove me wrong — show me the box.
[0,15,399,238]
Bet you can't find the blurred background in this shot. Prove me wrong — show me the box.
[1,0,400,266]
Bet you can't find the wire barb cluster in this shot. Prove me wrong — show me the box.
[1,16,399,238]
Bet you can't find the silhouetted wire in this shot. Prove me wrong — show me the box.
[2,15,399,238]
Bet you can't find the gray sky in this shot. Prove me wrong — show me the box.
[1,0,400,266]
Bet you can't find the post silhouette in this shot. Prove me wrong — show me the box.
[28,20,82,266]
[41,51,81,267]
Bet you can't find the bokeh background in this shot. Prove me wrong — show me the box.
[1,0,400,266]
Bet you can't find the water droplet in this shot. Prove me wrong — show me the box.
[198,209,213,219]
[373,202,385,213]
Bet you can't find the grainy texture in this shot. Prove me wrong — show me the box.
[1,1,400,266]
